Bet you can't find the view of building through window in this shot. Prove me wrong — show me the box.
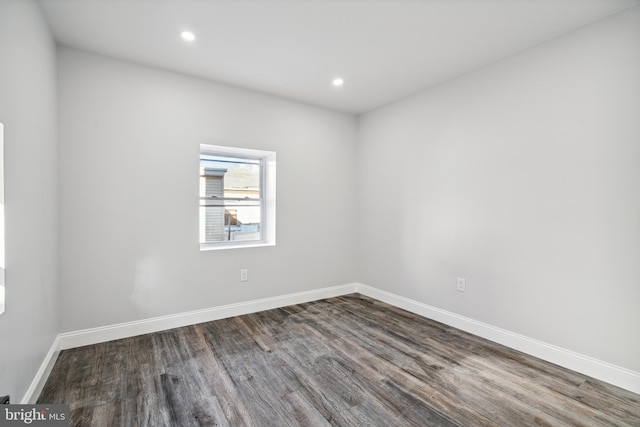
[199,154,263,244]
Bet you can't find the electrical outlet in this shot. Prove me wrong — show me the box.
[457,278,466,292]
[240,269,248,282]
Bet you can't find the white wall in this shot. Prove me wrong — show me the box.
[0,0,59,401]
[58,48,358,332]
[357,7,640,372]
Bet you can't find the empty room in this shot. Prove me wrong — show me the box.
[1,0,639,425]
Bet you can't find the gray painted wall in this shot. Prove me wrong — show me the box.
[57,48,358,332]
[357,7,640,372]
[0,0,59,401]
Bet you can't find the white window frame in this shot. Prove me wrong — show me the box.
[199,144,276,251]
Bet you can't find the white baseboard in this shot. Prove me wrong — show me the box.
[31,282,639,402]
[354,283,640,395]
[21,335,61,404]
[58,283,358,350]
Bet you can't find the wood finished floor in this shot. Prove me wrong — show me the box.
[38,294,640,426]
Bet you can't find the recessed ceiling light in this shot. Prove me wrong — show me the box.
[181,31,196,42]
[332,77,344,87]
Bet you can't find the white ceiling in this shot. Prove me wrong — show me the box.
[39,0,639,114]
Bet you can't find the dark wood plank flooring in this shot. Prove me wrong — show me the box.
[38,294,640,426]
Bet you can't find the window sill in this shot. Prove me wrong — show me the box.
[200,241,275,251]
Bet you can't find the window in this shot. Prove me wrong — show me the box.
[199,144,275,250]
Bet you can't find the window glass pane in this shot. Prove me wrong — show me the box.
[201,155,261,200]
[199,205,262,243]
[199,154,263,244]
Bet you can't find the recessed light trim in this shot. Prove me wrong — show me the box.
[181,31,196,42]
[332,77,344,87]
